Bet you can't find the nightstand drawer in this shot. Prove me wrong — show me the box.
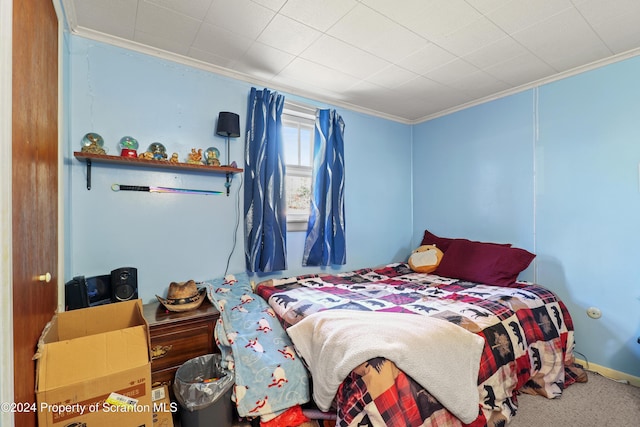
[150,325,212,371]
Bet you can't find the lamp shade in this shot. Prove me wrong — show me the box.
[216,112,240,137]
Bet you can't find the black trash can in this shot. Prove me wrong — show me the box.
[174,353,234,427]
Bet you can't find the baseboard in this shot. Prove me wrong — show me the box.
[575,358,640,387]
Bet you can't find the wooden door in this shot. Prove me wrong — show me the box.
[12,0,59,426]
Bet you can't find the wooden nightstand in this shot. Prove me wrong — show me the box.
[143,300,221,392]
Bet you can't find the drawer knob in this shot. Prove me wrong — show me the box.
[151,344,173,360]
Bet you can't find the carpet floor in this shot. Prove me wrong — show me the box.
[511,370,640,426]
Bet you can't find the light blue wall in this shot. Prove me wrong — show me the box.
[536,58,640,378]
[64,36,413,302]
[413,56,640,377]
[412,92,535,254]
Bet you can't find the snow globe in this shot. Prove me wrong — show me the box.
[119,136,139,157]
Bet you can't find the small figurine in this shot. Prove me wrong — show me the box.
[138,151,154,160]
[169,152,180,163]
[205,147,221,166]
[187,148,204,165]
[148,142,167,161]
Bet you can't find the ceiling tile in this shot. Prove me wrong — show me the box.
[233,42,295,80]
[72,0,137,39]
[464,0,514,15]
[397,43,458,75]
[343,80,391,103]
[135,1,201,46]
[487,0,575,34]
[192,22,254,61]
[365,65,420,89]
[401,0,483,40]
[484,52,557,86]
[575,0,640,54]
[435,16,508,57]
[395,75,456,99]
[300,35,390,80]
[359,0,429,24]
[512,8,612,71]
[399,77,473,115]
[463,37,529,70]
[251,0,288,12]
[187,47,235,69]
[134,30,190,56]
[257,14,321,56]
[273,58,360,94]
[424,59,480,86]
[447,70,511,98]
[341,80,415,119]
[370,97,426,121]
[280,0,358,32]
[204,0,275,40]
[327,4,429,62]
[145,0,214,20]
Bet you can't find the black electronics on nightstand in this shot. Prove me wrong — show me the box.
[111,267,138,302]
[65,267,139,311]
[86,274,113,306]
[65,276,90,310]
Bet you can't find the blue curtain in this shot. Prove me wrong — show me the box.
[244,88,287,272]
[302,109,346,266]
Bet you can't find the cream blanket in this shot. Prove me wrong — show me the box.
[286,309,485,424]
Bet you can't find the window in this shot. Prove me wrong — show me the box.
[282,102,315,231]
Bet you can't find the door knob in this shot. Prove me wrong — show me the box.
[38,272,52,283]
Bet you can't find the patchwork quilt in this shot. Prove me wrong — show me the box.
[204,273,310,421]
[256,263,587,427]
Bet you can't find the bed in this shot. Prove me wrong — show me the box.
[253,235,587,427]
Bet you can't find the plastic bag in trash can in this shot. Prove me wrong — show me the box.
[173,353,234,412]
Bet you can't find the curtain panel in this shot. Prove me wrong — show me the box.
[303,109,346,266]
[244,87,287,272]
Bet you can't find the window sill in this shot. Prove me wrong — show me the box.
[287,220,308,232]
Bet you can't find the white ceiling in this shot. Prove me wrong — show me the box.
[61,0,640,123]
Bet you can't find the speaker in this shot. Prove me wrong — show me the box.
[65,276,89,310]
[110,267,138,302]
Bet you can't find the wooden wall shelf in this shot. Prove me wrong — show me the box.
[74,151,243,195]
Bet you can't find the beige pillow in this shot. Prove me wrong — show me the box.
[408,245,443,273]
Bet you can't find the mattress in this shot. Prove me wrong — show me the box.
[256,263,587,427]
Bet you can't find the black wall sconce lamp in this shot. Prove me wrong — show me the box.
[216,111,240,196]
[216,111,240,167]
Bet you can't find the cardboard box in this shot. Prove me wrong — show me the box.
[151,385,175,427]
[35,300,154,427]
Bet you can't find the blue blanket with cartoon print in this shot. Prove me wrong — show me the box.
[204,273,310,420]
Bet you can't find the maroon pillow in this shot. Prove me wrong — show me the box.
[420,229,454,251]
[435,239,535,287]
[420,229,511,253]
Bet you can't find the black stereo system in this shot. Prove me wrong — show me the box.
[65,267,138,311]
